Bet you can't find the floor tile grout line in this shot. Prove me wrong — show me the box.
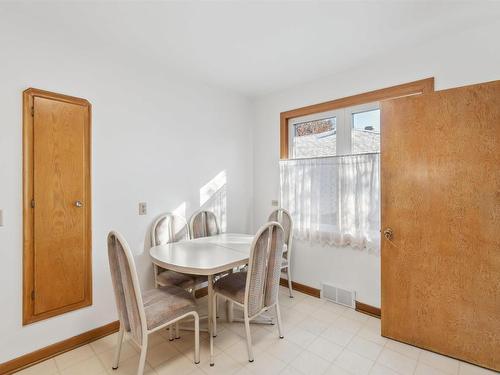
[367,336,389,375]
[344,334,384,364]
[26,287,491,375]
[412,349,424,375]
[383,338,423,363]
[52,343,98,374]
[96,352,114,375]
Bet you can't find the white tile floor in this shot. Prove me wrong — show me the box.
[17,287,497,375]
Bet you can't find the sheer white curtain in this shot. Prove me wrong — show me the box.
[280,153,380,253]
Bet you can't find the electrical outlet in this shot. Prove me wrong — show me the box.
[271,200,279,207]
[138,202,147,215]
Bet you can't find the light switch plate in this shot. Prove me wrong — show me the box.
[138,202,147,215]
[271,200,279,207]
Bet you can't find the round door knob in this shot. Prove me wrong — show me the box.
[74,200,83,207]
[383,227,394,240]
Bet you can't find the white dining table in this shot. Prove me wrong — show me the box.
[149,233,255,366]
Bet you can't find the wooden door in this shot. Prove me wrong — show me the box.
[23,88,92,324]
[381,80,500,371]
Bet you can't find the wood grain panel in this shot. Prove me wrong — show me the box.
[381,80,500,371]
[280,78,434,159]
[23,88,92,324]
[355,301,381,318]
[33,97,87,314]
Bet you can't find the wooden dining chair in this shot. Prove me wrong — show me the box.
[210,222,285,363]
[107,231,200,375]
[269,208,294,298]
[189,210,220,239]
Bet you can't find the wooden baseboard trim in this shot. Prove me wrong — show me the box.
[279,278,321,298]
[195,286,208,298]
[355,301,381,318]
[0,321,119,375]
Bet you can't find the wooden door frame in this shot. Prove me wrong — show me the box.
[279,77,435,159]
[23,88,92,325]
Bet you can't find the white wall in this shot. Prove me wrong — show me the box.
[0,9,253,362]
[2,3,500,365]
[252,20,500,308]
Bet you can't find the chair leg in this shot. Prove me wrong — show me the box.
[275,304,284,339]
[286,267,293,298]
[209,324,214,367]
[175,322,180,339]
[244,314,254,362]
[212,293,217,337]
[112,326,125,370]
[153,265,160,289]
[168,325,174,341]
[194,313,200,364]
[137,336,148,375]
[208,274,214,367]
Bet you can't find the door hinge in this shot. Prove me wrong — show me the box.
[31,290,35,300]
[31,106,34,117]
[31,199,35,208]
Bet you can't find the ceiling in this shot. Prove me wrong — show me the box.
[2,1,499,97]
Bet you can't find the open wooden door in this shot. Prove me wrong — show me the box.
[380,80,500,371]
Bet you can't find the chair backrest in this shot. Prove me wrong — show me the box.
[189,210,220,239]
[151,213,189,246]
[268,208,292,247]
[107,231,146,345]
[245,222,285,317]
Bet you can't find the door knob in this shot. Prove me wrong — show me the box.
[383,227,393,240]
[74,200,83,208]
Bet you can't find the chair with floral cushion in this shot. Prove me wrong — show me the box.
[107,230,200,375]
[151,213,207,339]
[210,221,285,363]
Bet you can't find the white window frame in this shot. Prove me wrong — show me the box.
[288,101,379,158]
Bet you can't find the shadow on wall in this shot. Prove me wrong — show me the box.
[136,170,227,289]
[172,201,187,218]
[200,170,227,232]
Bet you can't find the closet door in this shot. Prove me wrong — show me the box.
[380,80,500,371]
[23,88,92,324]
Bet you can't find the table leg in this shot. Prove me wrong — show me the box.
[227,300,233,322]
[225,268,233,322]
[208,274,214,367]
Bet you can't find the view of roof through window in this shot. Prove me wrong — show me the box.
[292,108,380,158]
[293,117,337,158]
[352,109,380,154]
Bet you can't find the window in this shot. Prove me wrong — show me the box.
[279,79,434,250]
[284,102,381,251]
[350,104,380,154]
[288,102,379,158]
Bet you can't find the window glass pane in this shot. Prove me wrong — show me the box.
[292,117,336,158]
[352,109,380,154]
